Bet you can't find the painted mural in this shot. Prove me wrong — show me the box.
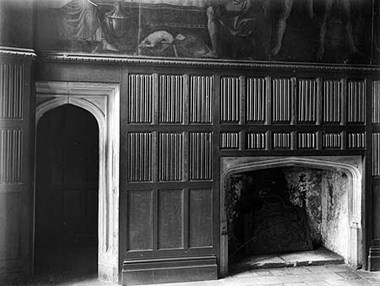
[35,0,377,64]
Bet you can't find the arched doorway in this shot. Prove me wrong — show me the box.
[35,81,120,283]
[35,105,99,280]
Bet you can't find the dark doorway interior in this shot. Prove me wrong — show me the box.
[35,105,99,279]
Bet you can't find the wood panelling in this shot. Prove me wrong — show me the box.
[127,132,153,182]
[221,132,239,149]
[323,133,342,149]
[246,78,266,123]
[128,74,153,123]
[158,133,183,181]
[220,77,240,123]
[298,79,318,123]
[0,192,21,260]
[189,189,212,248]
[273,132,291,149]
[158,189,183,249]
[159,75,184,124]
[0,129,22,183]
[348,133,366,149]
[0,63,23,119]
[297,132,316,149]
[347,81,366,123]
[121,66,374,284]
[189,75,213,124]
[373,133,380,176]
[373,81,380,124]
[247,132,266,150]
[127,190,153,251]
[323,80,342,123]
[272,78,291,123]
[189,132,212,180]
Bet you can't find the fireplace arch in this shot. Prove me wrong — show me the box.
[220,156,363,276]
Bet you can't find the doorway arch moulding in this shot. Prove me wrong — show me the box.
[35,81,120,283]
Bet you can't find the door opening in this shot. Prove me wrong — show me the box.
[34,104,99,282]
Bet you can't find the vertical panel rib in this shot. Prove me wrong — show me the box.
[128,132,152,182]
[373,133,380,176]
[247,133,266,149]
[128,74,153,123]
[347,81,365,123]
[220,133,239,149]
[273,133,291,149]
[373,81,380,123]
[298,79,317,123]
[159,133,183,181]
[246,78,266,122]
[0,129,22,183]
[297,133,316,149]
[0,63,23,119]
[190,75,213,123]
[322,133,342,149]
[272,78,291,123]
[221,77,240,123]
[159,75,184,123]
[323,80,342,123]
[189,132,212,180]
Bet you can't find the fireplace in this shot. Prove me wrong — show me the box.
[220,156,363,276]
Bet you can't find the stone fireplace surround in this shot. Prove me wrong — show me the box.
[220,156,363,276]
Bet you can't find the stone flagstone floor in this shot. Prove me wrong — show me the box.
[21,264,380,286]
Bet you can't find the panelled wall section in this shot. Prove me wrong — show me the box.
[121,69,372,285]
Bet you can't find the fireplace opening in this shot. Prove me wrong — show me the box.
[226,166,353,271]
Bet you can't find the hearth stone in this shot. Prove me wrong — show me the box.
[230,247,344,273]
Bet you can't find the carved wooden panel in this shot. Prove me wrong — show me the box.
[246,78,266,123]
[347,81,365,123]
[220,77,240,123]
[159,75,184,123]
[0,63,23,119]
[273,132,291,149]
[127,190,153,251]
[127,132,153,182]
[0,129,22,183]
[298,79,318,124]
[189,132,212,180]
[189,189,212,248]
[297,132,316,149]
[0,192,21,259]
[323,80,342,123]
[159,133,183,181]
[323,133,342,149]
[247,132,266,150]
[373,81,380,124]
[190,75,213,124]
[128,74,153,123]
[158,189,184,249]
[221,132,239,149]
[348,133,365,149]
[272,78,291,123]
[373,133,380,176]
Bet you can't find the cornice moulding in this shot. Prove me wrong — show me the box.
[0,46,37,58]
[38,52,380,73]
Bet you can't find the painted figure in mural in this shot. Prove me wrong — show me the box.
[317,0,358,61]
[269,0,313,56]
[205,0,314,59]
[205,0,260,58]
[59,0,118,52]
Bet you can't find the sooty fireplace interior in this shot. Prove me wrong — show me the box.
[226,167,349,265]
[220,156,363,275]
